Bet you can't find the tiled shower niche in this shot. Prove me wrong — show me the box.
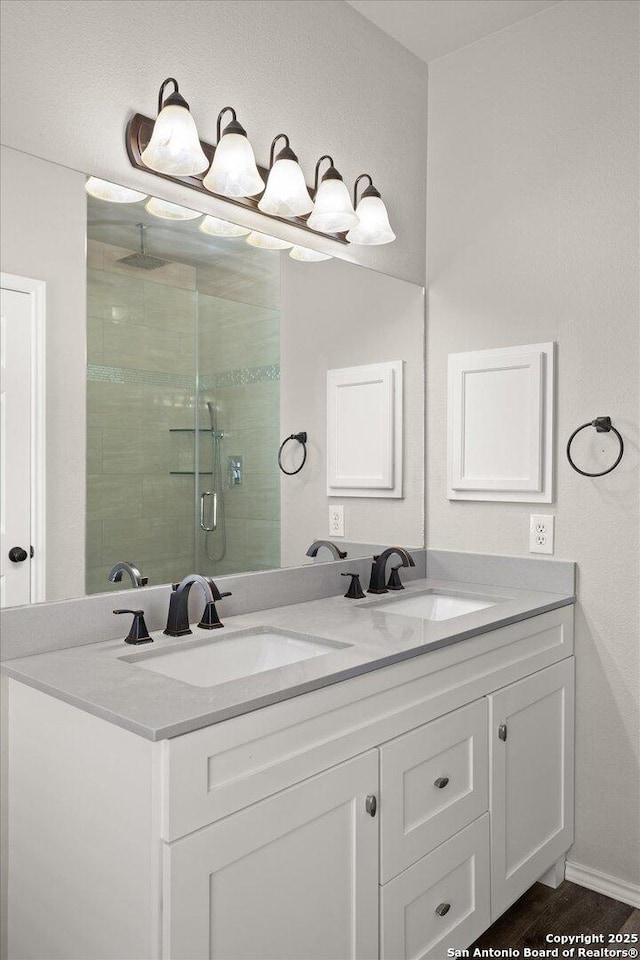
[86,230,280,595]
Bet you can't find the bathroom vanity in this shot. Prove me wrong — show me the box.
[3,576,575,960]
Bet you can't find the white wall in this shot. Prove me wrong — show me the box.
[280,257,425,565]
[426,0,639,890]
[0,147,87,601]
[0,0,427,285]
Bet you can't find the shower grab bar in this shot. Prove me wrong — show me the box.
[200,491,218,532]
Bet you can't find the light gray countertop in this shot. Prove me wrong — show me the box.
[1,577,575,740]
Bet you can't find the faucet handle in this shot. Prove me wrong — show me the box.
[113,609,153,645]
[198,591,231,630]
[341,573,365,599]
[387,565,405,591]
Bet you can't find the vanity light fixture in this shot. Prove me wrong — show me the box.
[245,231,293,250]
[203,107,264,199]
[289,245,332,262]
[199,215,250,238]
[127,84,395,244]
[258,135,313,218]
[85,177,147,203]
[145,197,203,221]
[346,174,396,245]
[140,78,209,177]
[307,156,359,234]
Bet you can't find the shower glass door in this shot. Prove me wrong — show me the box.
[194,276,281,577]
[86,199,281,593]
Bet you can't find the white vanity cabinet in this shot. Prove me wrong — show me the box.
[164,751,380,960]
[377,657,574,960]
[6,604,575,960]
[489,657,575,919]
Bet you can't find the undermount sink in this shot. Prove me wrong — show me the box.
[120,627,349,688]
[359,589,499,621]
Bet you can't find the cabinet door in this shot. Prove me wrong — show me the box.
[164,751,379,960]
[489,658,574,919]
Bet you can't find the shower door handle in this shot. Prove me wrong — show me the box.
[200,491,217,532]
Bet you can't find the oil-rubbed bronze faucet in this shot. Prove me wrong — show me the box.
[164,574,231,636]
[108,561,148,588]
[367,547,415,594]
[306,539,347,560]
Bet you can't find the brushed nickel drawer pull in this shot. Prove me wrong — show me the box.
[434,776,449,789]
[436,902,451,916]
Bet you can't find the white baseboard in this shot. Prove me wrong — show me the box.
[565,861,640,908]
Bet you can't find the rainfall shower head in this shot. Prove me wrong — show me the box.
[117,223,170,270]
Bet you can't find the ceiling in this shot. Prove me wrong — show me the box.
[86,195,280,309]
[346,0,562,62]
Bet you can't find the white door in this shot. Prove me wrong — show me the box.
[164,751,379,960]
[489,658,575,920]
[0,287,32,607]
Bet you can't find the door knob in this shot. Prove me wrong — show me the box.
[498,723,508,741]
[434,777,449,789]
[435,902,451,916]
[8,547,29,563]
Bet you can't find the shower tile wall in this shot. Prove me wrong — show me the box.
[86,237,281,593]
[195,287,281,576]
[86,239,198,593]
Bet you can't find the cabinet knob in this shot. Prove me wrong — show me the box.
[498,723,508,741]
[435,902,451,916]
[365,794,377,817]
[434,777,449,789]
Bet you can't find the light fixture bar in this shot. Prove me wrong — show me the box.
[125,113,349,245]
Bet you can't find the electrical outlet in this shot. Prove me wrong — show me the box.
[529,514,555,554]
[329,505,344,538]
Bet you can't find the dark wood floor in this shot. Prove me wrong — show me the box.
[471,880,640,951]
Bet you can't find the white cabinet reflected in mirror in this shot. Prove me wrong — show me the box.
[0,164,424,606]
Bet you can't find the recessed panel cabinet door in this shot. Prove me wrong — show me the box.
[489,658,575,920]
[164,751,379,960]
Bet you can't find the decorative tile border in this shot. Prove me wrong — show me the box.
[87,363,280,390]
[201,364,280,389]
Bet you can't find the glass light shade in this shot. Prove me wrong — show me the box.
[85,177,147,203]
[145,197,202,221]
[140,104,209,176]
[258,158,313,217]
[346,195,396,245]
[246,232,292,250]
[203,133,265,198]
[307,178,359,233]
[289,245,332,262]
[199,216,250,238]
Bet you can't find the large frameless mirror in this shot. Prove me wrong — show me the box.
[1,169,424,606]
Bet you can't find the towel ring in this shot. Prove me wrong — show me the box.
[566,417,624,477]
[278,431,308,476]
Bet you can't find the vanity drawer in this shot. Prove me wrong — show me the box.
[380,698,488,882]
[381,814,490,960]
